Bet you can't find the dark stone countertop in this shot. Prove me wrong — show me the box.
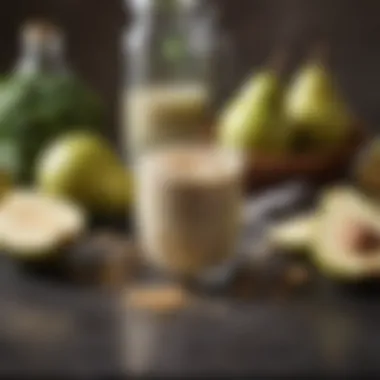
[0,181,379,378]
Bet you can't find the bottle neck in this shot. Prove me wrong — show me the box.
[16,31,68,75]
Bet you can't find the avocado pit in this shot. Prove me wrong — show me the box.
[339,218,380,254]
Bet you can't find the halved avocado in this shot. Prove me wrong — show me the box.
[268,214,315,254]
[312,186,380,282]
[0,190,86,263]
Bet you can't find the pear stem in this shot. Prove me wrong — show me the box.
[267,46,290,78]
[309,40,331,66]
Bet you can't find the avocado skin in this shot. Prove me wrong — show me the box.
[89,213,131,232]
[15,247,68,280]
[272,238,312,257]
[331,278,380,296]
[3,231,82,280]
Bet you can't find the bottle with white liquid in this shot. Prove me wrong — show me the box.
[136,145,245,286]
[122,0,218,164]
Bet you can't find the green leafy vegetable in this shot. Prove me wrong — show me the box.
[0,72,105,183]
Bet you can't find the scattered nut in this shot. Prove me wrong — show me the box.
[284,265,310,288]
[125,284,192,314]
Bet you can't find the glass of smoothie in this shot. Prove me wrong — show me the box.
[135,144,245,287]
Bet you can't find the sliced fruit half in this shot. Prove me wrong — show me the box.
[268,214,315,254]
[0,190,86,260]
[313,186,380,281]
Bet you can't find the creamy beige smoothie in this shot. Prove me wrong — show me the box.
[124,83,211,162]
[135,145,244,279]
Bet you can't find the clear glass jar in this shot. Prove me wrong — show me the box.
[122,0,218,164]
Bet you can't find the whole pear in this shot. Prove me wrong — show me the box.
[218,69,288,153]
[35,131,132,216]
[285,50,354,151]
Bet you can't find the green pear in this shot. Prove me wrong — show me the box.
[218,69,288,153]
[0,170,13,202]
[87,163,132,216]
[285,54,354,151]
[35,131,133,216]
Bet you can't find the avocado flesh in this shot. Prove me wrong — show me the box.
[269,214,315,253]
[0,191,86,261]
[313,187,380,281]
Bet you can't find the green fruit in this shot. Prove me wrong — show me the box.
[218,70,288,153]
[285,57,353,151]
[36,132,132,215]
[0,73,105,184]
[88,164,132,216]
[268,214,315,254]
[0,170,13,202]
[0,190,86,261]
[312,186,380,281]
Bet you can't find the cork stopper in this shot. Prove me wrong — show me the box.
[20,20,63,47]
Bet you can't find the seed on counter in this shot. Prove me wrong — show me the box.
[125,284,192,314]
[283,264,311,288]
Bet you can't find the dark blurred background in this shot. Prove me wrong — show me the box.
[1,0,380,136]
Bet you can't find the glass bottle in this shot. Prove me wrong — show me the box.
[0,20,105,184]
[122,0,218,164]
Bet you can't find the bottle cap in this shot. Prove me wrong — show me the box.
[20,20,63,47]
